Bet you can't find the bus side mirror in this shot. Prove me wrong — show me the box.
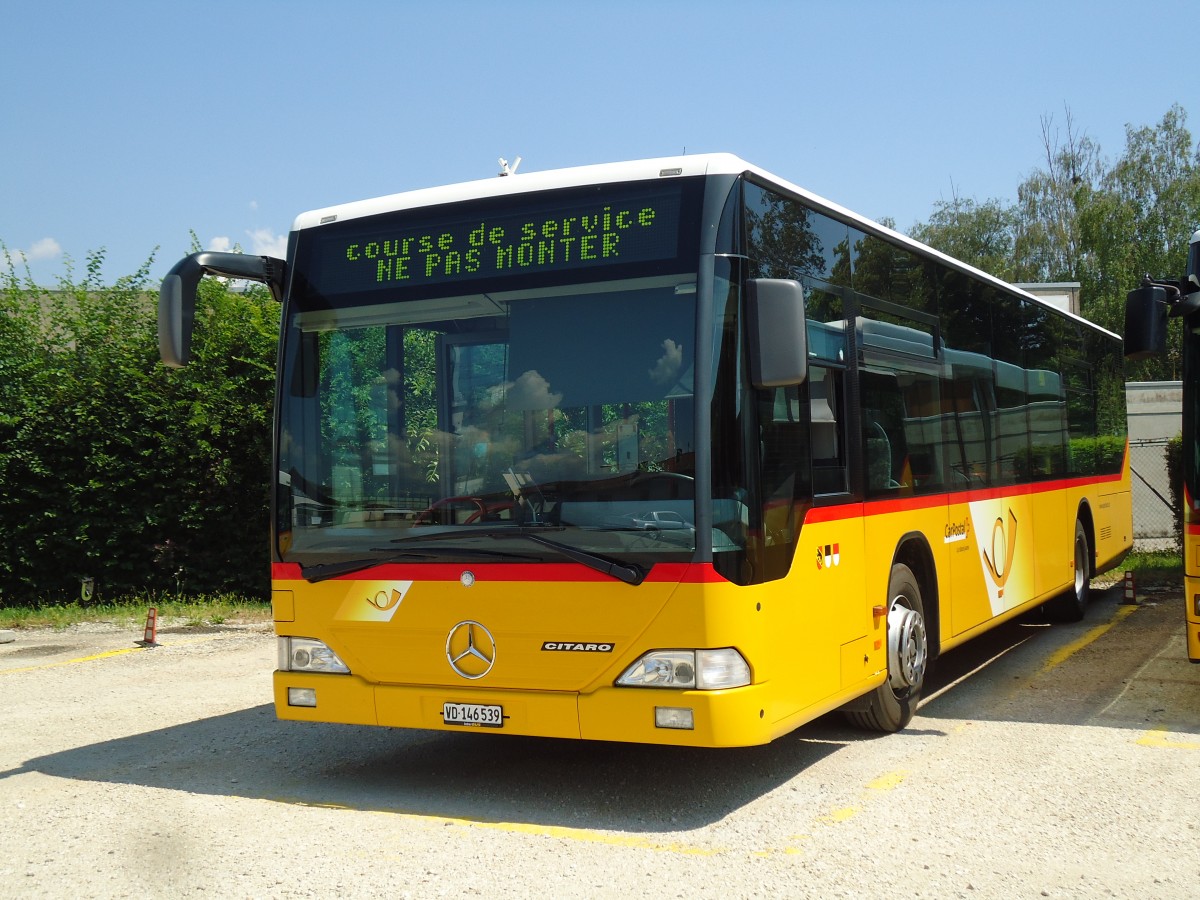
[1123,284,1169,361]
[158,251,287,367]
[159,257,202,367]
[747,278,808,388]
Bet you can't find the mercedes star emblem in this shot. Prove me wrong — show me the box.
[445,620,497,679]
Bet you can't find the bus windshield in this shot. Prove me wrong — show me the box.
[277,273,701,577]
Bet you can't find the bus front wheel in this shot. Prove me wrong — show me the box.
[845,563,928,732]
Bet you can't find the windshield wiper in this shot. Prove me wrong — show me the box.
[510,532,647,585]
[392,526,647,586]
[300,546,539,583]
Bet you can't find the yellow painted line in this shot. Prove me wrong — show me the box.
[278,777,902,859]
[1041,605,1139,672]
[821,806,858,824]
[817,769,907,828]
[867,770,907,791]
[463,817,721,855]
[284,793,833,858]
[750,845,806,859]
[1,645,150,674]
[0,634,222,675]
[1136,726,1200,751]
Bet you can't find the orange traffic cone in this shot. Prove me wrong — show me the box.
[137,607,159,647]
[1121,571,1137,606]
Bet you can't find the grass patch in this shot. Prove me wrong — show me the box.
[1123,549,1180,578]
[1111,548,1183,585]
[0,594,271,630]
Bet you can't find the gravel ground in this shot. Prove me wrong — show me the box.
[1,587,1197,899]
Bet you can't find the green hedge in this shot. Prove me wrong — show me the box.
[0,249,279,605]
[1067,435,1128,476]
[1166,433,1183,541]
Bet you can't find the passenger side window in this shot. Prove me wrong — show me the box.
[810,366,849,496]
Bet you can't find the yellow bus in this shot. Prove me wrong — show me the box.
[1125,228,1200,663]
[159,154,1132,745]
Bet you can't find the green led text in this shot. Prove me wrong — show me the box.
[341,203,662,284]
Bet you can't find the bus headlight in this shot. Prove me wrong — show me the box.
[277,637,350,674]
[616,648,750,690]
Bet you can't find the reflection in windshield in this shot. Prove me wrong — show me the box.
[277,280,706,568]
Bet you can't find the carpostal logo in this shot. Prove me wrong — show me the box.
[944,519,971,544]
[816,543,840,570]
[542,641,614,653]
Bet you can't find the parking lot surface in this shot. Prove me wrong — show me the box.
[1,585,1198,898]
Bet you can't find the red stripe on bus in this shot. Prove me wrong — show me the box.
[805,470,1128,524]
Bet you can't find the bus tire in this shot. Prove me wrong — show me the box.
[844,563,928,732]
[1045,520,1090,622]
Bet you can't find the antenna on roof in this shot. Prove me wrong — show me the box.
[498,156,522,177]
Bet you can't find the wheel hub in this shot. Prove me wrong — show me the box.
[887,601,927,691]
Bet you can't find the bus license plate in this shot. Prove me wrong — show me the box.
[442,702,503,728]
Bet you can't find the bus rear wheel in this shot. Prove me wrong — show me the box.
[844,563,928,732]
[1045,520,1090,622]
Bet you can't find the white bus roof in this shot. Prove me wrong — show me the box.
[291,152,1118,340]
[290,154,739,231]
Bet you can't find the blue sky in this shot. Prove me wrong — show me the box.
[1,0,1193,286]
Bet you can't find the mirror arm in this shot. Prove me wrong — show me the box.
[158,251,287,367]
[1138,273,1186,316]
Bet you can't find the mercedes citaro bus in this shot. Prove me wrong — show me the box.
[159,154,1132,746]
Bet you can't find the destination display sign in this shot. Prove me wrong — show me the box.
[305,183,688,298]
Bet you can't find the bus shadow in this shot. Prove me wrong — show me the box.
[914,583,1200,735]
[6,704,858,833]
[10,587,1194,832]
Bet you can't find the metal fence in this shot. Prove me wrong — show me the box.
[1128,438,1177,551]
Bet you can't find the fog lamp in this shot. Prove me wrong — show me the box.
[655,707,695,730]
[288,687,317,707]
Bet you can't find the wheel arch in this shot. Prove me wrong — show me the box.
[1075,499,1096,577]
[891,532,941,662]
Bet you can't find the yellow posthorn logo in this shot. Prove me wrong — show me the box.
[982,509,1018,597]
[366,589,405,612]
[335,581,413,623]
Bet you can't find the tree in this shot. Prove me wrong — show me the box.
[909,191,1019,280]
[908,105,1200,381]
[1013,107,1107,283]
[1080,105,1200,379]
